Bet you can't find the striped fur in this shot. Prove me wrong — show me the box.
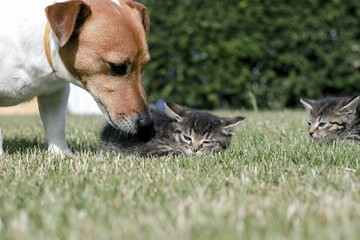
[300,96,360,142]
[99,101,245,157]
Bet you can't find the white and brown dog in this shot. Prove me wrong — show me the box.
[0,0,153,154]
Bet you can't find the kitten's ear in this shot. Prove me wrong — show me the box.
[221,116,245,135]
[300,98,315,111]
[336,96,359,116]
[164,101,186,122]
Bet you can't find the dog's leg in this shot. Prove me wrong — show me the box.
[0,128,3,155]
[38,84,71,155]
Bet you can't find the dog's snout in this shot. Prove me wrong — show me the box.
[137,115,154,129]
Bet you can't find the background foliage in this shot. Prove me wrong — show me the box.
[141,0,360,109]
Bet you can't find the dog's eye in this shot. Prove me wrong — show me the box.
[109,62,128,76]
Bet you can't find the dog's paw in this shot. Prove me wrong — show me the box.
[47,144,73,157]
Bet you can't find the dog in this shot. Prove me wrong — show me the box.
[0,0,153,155]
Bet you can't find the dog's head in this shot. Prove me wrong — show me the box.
[45,0,152,134]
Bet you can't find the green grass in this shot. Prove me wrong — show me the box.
[0,111,359,240]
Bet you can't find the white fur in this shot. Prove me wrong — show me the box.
[111,0,121,5]
[0,1,83,154]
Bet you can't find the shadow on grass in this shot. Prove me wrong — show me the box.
[3,138,98,155]
[68,140,98,153]
[3,138,44,154]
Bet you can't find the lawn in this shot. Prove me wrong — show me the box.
[0,111,359,240]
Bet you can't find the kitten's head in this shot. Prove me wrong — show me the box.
[164,101,245,155]
[300,96,360,142]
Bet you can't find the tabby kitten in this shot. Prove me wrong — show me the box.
[300,96,360,142]
[99,101,245,156]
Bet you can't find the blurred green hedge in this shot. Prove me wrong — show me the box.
[141,0,360,109]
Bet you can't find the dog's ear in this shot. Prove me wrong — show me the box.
[124,0,150,39]
[45,1,92,47]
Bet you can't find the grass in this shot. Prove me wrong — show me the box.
[0,111,359,240]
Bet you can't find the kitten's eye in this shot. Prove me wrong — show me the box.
[318,122,326,127]
[202,140,211,145]
[308,122,312,127]
[109,62,128,76]
[182,135,192,142]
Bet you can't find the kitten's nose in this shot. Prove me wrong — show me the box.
[192,144,201,152]
[309,127,316,137]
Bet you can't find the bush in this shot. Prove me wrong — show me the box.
[141,0,360,109]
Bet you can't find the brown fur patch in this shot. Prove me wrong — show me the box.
[48,0,150,124]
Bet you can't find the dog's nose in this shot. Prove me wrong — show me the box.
[137,115,154,129]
